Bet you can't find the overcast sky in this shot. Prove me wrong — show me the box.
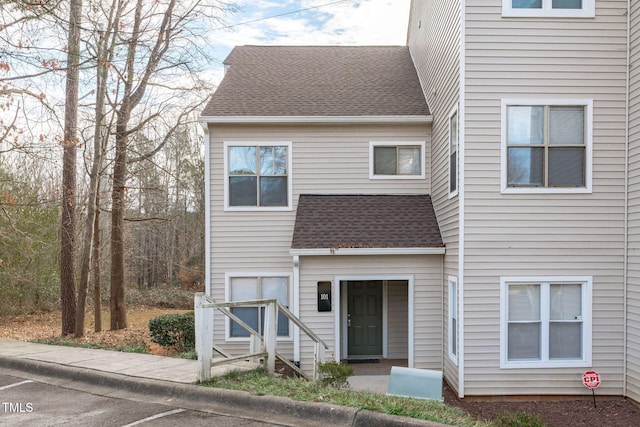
[205,0,411,83]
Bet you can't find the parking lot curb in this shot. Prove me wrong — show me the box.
[0,355,447,427]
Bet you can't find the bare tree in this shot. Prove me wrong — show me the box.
[60,0,82,335]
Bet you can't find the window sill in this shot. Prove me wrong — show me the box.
[502,9,595,18]
[501,187,592,195]
[224,205,293,212]
[501,359,591,369]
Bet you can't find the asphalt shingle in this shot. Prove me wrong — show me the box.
[291,194,443,250]
[201,46,430,118]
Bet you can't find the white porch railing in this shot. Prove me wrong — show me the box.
[194,293,329,382]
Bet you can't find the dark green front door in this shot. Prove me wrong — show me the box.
[347,280,383,356]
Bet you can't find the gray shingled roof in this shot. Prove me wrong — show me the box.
[291,194,443,250]
[201,46,430,118]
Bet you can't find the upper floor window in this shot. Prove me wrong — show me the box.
[449,109,459,197]
[369,141,426,180]
[500,276,592,368]
[501,100,592,194]
[503,0,595,17]
[224,142,292,210]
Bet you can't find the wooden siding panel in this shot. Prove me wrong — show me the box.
[462,0,627,396]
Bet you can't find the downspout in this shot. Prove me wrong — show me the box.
[293,255,300,366]
[458,0,467,399]
[623,0,631,397]
[202,123,212,296]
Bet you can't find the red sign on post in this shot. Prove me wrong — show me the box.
[583,371,601,389]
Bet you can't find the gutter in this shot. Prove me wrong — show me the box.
[289,247,446,256]
[199,115,433,125]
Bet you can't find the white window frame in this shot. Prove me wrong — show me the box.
[502,0,595,18]
[369,141,426,180]
[500,276,592,369]
[223,141,293,211]
[224,272,294,342]
[500,99,593,194]
[448,276,458,364]
[449,107,459,198]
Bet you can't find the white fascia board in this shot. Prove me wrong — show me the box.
[200,115,433,124]
[289,247,445,256]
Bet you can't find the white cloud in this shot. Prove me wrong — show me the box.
[205,0,411,83]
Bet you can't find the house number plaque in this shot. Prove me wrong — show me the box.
[317,281,332,312]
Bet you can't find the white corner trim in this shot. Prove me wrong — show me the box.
[203,125,212,296]
[200,115,433,124]
[289,247,445,256]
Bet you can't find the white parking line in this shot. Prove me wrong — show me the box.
[0,380,33,391]
[120,409,185,426]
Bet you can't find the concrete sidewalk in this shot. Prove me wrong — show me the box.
[0,338,257,383]
[0,338,445,426]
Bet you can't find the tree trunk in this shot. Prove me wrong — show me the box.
[60,0,82,336]
[75,13,108,337]
[93,206,102,332]
[110,109,128,329]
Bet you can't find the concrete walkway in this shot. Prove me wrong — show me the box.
[0,338,256,383]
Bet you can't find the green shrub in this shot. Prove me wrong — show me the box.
[148,312,195,352]
[493,411,544,427]
[317,361,355,388]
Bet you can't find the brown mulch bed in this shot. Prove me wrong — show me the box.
[443,381,640,426]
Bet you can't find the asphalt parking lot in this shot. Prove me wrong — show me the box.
[0,372,279,426]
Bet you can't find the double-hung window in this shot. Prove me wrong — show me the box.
[226,275,291,340]
[448,277,458,364]
[370,141,425,179]
[500,277,592,368]
[502,0,595,17]
[502,100,592,193]
[225,142,292,210]
[449,110,459,196]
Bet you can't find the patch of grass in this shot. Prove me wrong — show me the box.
[200,368,491,427]
[32,337,147,354]
[493,411,544,427]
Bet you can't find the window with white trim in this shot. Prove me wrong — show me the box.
[369,141,425,179]
[502,100,592,193]
[449,110,458,196]
[227,275,291,340]
[500,277,592,368]
[448,277,458,363]
[225,142,292,209]
[502,0,595,17]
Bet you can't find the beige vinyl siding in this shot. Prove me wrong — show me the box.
[296,255,442,375]
[388,280,409,359]
[462,1,627,395]
[627,0,640,404]
[208,123,430,356]
[407,0,461,392]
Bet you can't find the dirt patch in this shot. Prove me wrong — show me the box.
[0,308,189,356]
[443,381,640,427]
